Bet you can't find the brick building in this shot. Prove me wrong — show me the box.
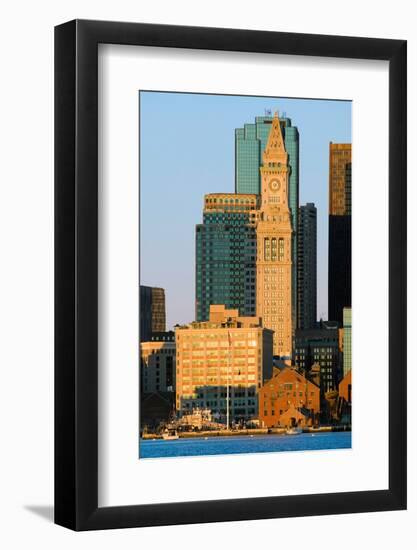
[258,367,320,428]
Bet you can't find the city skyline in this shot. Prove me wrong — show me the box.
[140,91,351,330]
[139,94,352,455]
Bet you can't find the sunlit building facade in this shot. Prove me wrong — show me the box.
[255,113,293,357]
[175,305,273,422]
[235,115,299,329]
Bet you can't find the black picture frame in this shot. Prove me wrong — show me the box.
[55,19,407,531]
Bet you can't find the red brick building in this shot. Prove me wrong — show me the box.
[259,367,320,428]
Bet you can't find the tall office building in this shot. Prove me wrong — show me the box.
[297,203,317,329]
[294,322,341,395]
[196,113,294,356]
[235,115,299,205]
[195,193,258,321]
[256,113,293,357]
[235,115,299,329]
[343,307,352,377]
[140,286,166,341]
[328,143,352,324]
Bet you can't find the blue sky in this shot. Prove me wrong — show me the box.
[140,91,351,330]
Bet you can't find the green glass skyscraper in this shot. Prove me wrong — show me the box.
[235,116,299,223]
[195,194,257,322]
[235,115,299,328]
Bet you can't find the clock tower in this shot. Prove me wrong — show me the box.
[256,113,293,357]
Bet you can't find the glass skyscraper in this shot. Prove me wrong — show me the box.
[235,116,299,198]
[235,115,299,328]
[195,194,258,322]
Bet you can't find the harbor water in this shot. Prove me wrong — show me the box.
[139,431,351,459]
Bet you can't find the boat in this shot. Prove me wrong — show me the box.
[162,429,179,440]
[286,427,303,435]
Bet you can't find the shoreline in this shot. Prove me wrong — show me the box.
[141,426,351,440]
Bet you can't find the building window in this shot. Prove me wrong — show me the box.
[278,238,284,261]
[271,238,277,261]
[264,238,270,261]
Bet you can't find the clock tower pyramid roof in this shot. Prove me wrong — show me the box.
[262,112,288,165]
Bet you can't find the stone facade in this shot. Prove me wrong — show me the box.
[256,113,293,357]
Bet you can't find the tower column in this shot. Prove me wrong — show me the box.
[256,113,293,357]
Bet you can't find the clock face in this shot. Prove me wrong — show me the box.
[269,179,281,192]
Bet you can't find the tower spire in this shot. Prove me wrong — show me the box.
[263,112,288,165]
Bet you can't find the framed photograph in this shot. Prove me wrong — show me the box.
[55,20,407,530]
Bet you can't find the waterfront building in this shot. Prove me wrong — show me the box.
[140,331,176,393]
[328,143,352,324]
[258,367,320,428]
[343,307,352,376]
[294,322,341,394]
[175,305,273,423]
[195,193,258,321]
[256,113,293,357]
[235,115,299,332]
[297,203,317,329]
[140,285,166,341]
